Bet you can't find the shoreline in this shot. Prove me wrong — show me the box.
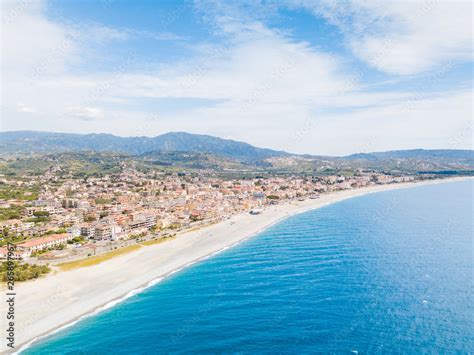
[4,177,471,353]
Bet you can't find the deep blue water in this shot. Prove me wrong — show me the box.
[25,180,473,353]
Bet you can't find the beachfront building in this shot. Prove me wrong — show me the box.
[0,247,30,260]
[80,224,96,239]
[129,212,157,230]
[94,225,112,240]
[17,233,74,257]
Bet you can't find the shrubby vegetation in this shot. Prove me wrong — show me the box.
[0,184,40,201]
[0,234,27,247]
[30,244,67,257]
[34,211,48,217]
[25,216,51,224]
[67,236,86,244]
[84,215,96,222]
[1,261,51,282]
[0,205,24,221]
[45,228,67,235]
[168,222,181,230]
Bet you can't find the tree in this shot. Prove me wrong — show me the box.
[33,211,50,217]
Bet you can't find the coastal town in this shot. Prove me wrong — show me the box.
[0,164,427,269]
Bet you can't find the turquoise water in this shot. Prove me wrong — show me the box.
[24,180,473,353]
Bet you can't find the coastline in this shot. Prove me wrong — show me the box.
[3,177,471,353]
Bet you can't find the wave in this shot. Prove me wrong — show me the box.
[17,236,266,353]
[16,276,165,354]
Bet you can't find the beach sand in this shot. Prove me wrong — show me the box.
[1,177,470,353]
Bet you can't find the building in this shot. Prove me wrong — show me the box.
[0,247,29,260]
[66,226,81,237]
[94,225,112,240]
[130,212,157,230]
[80,224,96,239]
[17,233,73,257]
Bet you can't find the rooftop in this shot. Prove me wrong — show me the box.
[17,233,69,248]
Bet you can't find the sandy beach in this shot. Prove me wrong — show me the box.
[1,177,470,353]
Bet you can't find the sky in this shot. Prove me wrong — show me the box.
[1,0,472,155]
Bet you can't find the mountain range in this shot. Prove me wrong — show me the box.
[0,131,473,171]
[0,131,287,162]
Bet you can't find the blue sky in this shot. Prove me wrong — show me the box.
[1,0,472,155]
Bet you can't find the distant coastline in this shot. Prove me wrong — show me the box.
[6,176,472,354]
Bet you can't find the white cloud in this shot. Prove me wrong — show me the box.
[1,0,77,81]
[17,103,37,113]
[1,0,471,155]
[74,24,188,43]
[287,90,473,155]
[76,23,131,43]
[110,36,350,105]
[292,0,473,75]
[66,106,104,121]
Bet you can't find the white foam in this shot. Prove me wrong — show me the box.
[15,275,167,354]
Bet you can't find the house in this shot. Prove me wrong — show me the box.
[0,246,29,260]
[0,220,23,234]
[17,233,73,257]
[66,226,81,237]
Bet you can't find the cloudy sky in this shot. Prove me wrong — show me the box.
[1,0,472,155]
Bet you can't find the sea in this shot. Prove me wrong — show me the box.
[23,180,473,353]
